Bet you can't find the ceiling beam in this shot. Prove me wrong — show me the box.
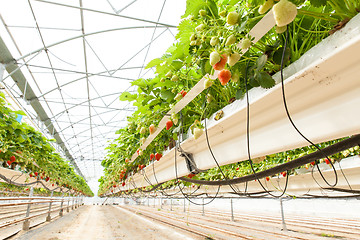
[0,34,85,179]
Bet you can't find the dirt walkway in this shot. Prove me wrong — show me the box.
[14,205,197,240]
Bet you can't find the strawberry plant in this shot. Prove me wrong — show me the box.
[99,0,360,196]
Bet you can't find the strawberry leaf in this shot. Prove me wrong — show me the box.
[255,72,275,89]
[310,0,327,7]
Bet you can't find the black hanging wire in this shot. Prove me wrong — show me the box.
[244,58,290,198]
[174,140,220,205]
[279,28,338,188]
[201,88,250,197]
[174,110,221,205]
[148,157,186,197]
[141,167,184,196]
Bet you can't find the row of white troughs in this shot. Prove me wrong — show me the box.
[0,191,83,239]
[110,12,360,195]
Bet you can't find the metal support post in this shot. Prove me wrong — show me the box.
[46,191,54,221]
[280,197,287,231]
[160,197,162,209]
[183,198,186,212]
[67,197,70,212]
[202,198,205,216]
[72,197,75,210]
[59,193,64,217]
[231,198,234,221]
[170,198,173,211]
[22,187,34,230]
[147,196,149,206]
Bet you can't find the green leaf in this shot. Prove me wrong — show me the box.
[256,54,268,70]
[182,0,208,18]
[160,90,176,102]
[235,89,244,100]
[310,0,327,7]
[255,72,275,89]
[119,92,138,102]
[145,58,163,69]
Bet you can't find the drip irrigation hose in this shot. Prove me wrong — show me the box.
[244,58,289,198]
[280,28,338,188]
[174,124,221,205]
[178,134,360,186]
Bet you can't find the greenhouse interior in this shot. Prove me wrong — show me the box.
[0,0,359,239]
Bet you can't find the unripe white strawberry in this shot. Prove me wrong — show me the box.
[226,12,239,25]
[227,52,240,66]
[171,113,179,125]
[171,75,179,82]
[273,0,297,27]
[195,24,206,32]
[140,127,146,134]
[241,38,251,50]
[140,137,146,145]
[258,0,274,14]
[210,37,219,46]
[276,25,287,34]
[174,93,183,101]
[225,35,236,46]
[204,78,213,89]
[342,150,350,157]
[193,127,203,140]
[209,52,221,66]
[199,9,207,17]
[165,71,172,78]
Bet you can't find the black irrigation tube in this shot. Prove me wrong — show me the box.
[0,173,75,195]
[179,134,360,186]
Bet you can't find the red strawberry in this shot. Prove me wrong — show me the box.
[218,69,231,85]
[180,90,187,97]
[34,172,38,177]
[325,159,330,164]
[155,153,162,161]
[266,177,270,181]
[166,120,173,130]
[122,182,125,187]
[45,177,50,182]
[6,161,11,166]
[125,158,129,163]
[281,171,287,177]
[150,153,155,161]
[29,173,33,178]
[311,161,316,166]
[113,185,116,188]
[213,54,227,70]
[236,167,240,171]
[52,184,54,186]
[10,155,16,163]
[188,173,195,178]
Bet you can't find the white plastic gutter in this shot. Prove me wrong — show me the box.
[115,13,360,193]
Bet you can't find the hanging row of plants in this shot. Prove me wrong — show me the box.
[98,0,360,196]
[0,92,93,197]
[0,182,70,197]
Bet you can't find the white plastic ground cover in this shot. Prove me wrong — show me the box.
[0,167,62,192]
[118,13,360,192]
[129,10,276,163]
